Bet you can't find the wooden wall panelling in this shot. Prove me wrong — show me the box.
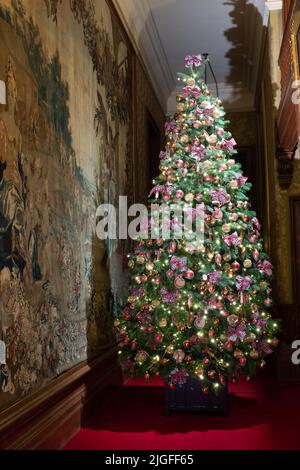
[0,347,120,449]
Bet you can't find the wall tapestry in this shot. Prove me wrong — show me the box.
[0,0,133,411]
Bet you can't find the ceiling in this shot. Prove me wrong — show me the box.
[113,0,282,112]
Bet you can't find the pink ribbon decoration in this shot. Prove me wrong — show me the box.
[184,54,203,68]
[131,287,145,297]
[257,260,273,277]
[170,255,188,272]
[252,311,267,328]
[252,217,261,231]
[236,175,248,186]
[207,298,223,309]
[208,270,222,283]
[148,183,173,198]
[222,137,237,154]
[181,86,201,99]
[160,287,180,304]
[222,231,241,247]
[165,120,178,137]
[236,275,252,291]
[134,248,150,257]
[259,340,273,354]
[228,323,247,342]
[210,188,230,207]
[191,144,206,160]
[159,150,167,160]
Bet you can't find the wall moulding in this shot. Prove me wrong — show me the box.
[0,346,120,449]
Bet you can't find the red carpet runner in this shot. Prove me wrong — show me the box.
[64,375,300,450]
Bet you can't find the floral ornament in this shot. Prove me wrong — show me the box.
[210,188,230,207]
[236,275,252,291]
[257,260,273,277]
[135,311,152,324]
[169,367,189,385]
[131,287,145,297]
[165,120,178,137]
[170,255,188,272]
[236,175,248,187]
[160,287,180,303]
[222,231,241,247]
[228,323,247,341]
[222,137,237,154]
[184,54,203,68]
[207,270,222,283]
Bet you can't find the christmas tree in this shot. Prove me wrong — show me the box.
[115,54,279,393]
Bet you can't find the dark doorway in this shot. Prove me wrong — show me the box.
[235,146,258,212]
[146,110,161,194]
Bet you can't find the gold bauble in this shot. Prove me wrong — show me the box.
[146,261,154,271]
[159,318,167,328]
[136,255,145,264]
[243,259,252,268]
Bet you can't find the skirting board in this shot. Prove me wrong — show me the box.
[0,346,121,449]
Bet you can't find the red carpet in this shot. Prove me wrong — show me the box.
[64,374,300,450]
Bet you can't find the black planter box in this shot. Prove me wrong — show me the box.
[164,376,229,416]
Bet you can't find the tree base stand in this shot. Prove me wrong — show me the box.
[164,377,229,416]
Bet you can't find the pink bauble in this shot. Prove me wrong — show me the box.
[219,165,227,171]
[249,235,257,243]
[195,194,202,201]
[215,254,222,265]
[205,117,214,125]
[173,349,185,363]
[193,120,202,129]
[193,137,200,146]
[166,269,174,278]
[154,276,161,285]
[232,261,240,270]
[194,315,206,329]
[225,341,232,350]
[239,357,246,367]
[189,99,196,106]
[204,175,212,182]
[253,249,260,261]
[180,135,189,143]
[185,145,191,152]
[185,193,194,202]
[176,190,184,199]
[176,159,184,168]
[231,213,239,221]
[182,169,188,176]
[185,269,194,280]
[162,193,170,202]
[168,241,177,252]
[174,275,185,288]
[213,208,223,219]
[208,285,215,293]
